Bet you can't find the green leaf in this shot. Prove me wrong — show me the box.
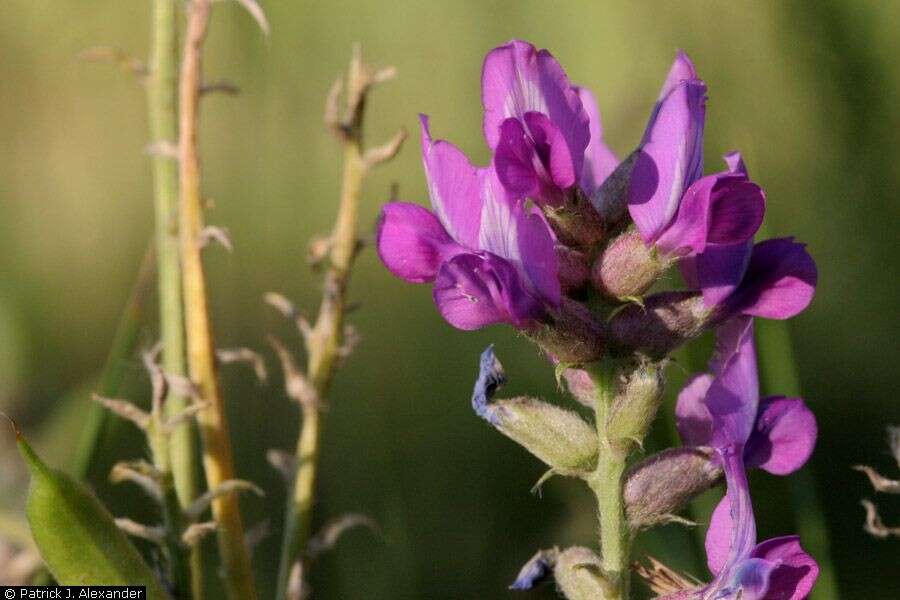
[17,432,169,597]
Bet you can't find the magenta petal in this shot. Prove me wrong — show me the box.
[494,118,540,198]
[523,111,576,189]
[575,86,619,193]
[725,238,818,320]
[752,536,819,600]
[432,253,542,330]
[659,50,699,100]
[655,173,717,257]
[745,396,817,475]
[706,317,759,449]
[477,169,560,307]
[730,557,779,600]
[420,115,483,248]
[724,151,748,176]
[706,494,732,575]
[629,79,707,243]
[676,373,714,447]
[481,40,589,174]
[376,202,462,283]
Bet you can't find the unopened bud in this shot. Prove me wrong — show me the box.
[529,298,606,364]
[624,447,721,529]
[607,361,665,449]
[592,230,667,300]
[591,151,637,229]
[488,397,598,474]
[610,292,710,358]
[543,191,605,248]
[556,245,591,294]
[560,366,596,409]
[553,547,611,600]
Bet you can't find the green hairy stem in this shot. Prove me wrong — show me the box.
[587,361,631,600]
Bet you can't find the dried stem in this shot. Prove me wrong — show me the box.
[178,1,256,598]
[274,47,403,600]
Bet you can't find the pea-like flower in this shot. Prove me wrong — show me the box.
[661,318,819,600]
[377,116,560,330]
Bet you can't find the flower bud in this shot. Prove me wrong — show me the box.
[488,396,599,473]
[610,291,711,358]
[624,447,722,529]
[592,230,667,300]
[607,361,665,449]
[553,547,612,600]
[556,245,591,294]
[560,366,596,408]
[529,298,606,364]
[543,191,606,248]
[591,151,637,228]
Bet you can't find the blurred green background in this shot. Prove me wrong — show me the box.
[2,1,898,598]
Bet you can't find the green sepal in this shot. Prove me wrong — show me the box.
[491,397,599,474]
[18,433,169,597]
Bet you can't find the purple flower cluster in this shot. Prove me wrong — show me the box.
[376,40,816,346]
[378,40,822,598]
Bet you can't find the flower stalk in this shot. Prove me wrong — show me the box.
[274,47,404,600]
[178,1,256,597]
[587,361,631,600]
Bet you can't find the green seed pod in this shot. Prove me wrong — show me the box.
[17,432,169,596]
[489,397,599,474]
[553,546,611,600]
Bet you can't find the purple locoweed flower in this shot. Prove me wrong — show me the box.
[680,155,817,321]
[676,319,817,477]
[377,116,560,331]
[627,51,707,245]
[483,40,592,208]
[659,318,818,600]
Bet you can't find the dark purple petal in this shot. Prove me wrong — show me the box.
[477,169,561,307]
[575,86,619,194]
[481,39,589,179]
[752,536,819,600]
[432,253,544,330]
[376,202,463,283]
[420,115,483,248]
[629,79,707,243]
[523,111,576,189]
[691,241,753,308]
[706,178,766,245]
[494,117,541,198]
[675,373,714,447]
[745,396,817,475]
[723,238,818,320]
[706,317,759,449]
